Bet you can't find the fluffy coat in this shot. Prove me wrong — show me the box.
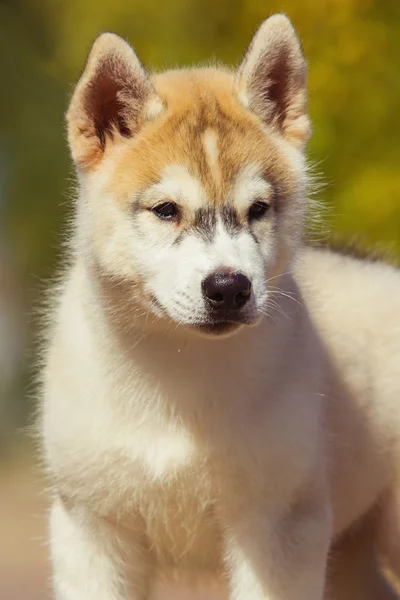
[40,14,400,600]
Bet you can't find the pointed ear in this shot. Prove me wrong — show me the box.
[236,14,310,150]
[66,33,162,170]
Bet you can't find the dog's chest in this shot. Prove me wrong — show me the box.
[133,423,198,479]
[132,428,221,569]
[139,463,221,570]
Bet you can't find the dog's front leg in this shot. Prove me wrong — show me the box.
[49,497,152,600]
[220,493,332,600]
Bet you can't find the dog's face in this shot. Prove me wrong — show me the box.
[68,15,310,336]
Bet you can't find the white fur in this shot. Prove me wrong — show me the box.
[41,241,400,600]
[232,163,274,211]
[150,164,208,210]
[202,129,221,186]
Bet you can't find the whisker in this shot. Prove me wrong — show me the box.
[268,290,302,308]
[265,271,292,284]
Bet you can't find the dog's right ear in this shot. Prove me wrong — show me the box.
[236,15,310,150]
[67,33,161,171]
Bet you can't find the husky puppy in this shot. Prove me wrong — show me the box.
[40,14,400,600]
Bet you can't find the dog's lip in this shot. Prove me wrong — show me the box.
[195,317,249,327]
[188,307,259,327]
[206,309,253,325]
[190,313,256,331]
[194,321,242,335]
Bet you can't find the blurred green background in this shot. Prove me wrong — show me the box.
[0,1,399,596]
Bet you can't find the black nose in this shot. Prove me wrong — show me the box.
[202,270,251,311]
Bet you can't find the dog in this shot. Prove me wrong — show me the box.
[39,14,400,600]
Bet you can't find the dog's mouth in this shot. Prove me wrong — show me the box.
[194,321,242,336]
[190,311,259,337]
[150,294,261,336]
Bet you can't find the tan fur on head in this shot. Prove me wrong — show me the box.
[67,14,310,175]
[236,14,310,149]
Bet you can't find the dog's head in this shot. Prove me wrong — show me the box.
[67,15,310,337]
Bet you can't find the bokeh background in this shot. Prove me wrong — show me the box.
[1,0,400,598]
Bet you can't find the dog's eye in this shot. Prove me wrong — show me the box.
[152,202,179,221]
[248,200,270,221]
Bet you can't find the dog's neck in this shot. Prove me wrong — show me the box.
[70,255,309,436]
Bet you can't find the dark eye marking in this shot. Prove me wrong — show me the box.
[194,208,217,241]
[221,206,241,234]
[151,201,179,221]
[248,199,270,221]
[194,207,242,241]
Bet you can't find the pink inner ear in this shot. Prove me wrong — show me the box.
[83,56,144,148]
[250,46,306,134]
[256,52,290,130]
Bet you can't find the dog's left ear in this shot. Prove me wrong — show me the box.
[236,14,310,150]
